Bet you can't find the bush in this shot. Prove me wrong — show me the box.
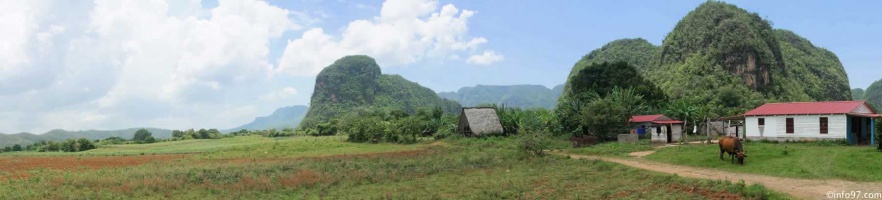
[516,131,552,158]
[144,136,156,144]
[877,118,881,151]
[345,117,387,143]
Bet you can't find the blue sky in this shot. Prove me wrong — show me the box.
[0,0,879,133]
[271,0,881,95]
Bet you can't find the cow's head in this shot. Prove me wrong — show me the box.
[736,150,747,165]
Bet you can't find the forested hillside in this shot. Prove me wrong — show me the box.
[864,79,882,109]
[226,105,309,132]
[0,128,172,147]
[853,88,865,100]
[438,84,564,109]
[562,1,852,118]
[299,55,461,129]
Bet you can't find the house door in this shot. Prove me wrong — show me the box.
[666,125,673,143]
[853,118,861,145]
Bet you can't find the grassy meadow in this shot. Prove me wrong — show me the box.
[644,141,882,182]
[0,135,789,199]
[566,139,656,157]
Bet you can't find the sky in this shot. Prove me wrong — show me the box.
[1,0,879,134]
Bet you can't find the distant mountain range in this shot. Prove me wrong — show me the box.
[0,105,312,147]
[225,105,309,132]
[438,84,564,109]
[0,128,172,147]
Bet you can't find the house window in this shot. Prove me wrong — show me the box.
[758,118,765,125]
[819,117,828,134]
[786,118,794,134]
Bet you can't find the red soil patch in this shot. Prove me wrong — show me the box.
[308,148,436,161]
[0,154,188,180]
[206,148,436,165]
[667,183,742,200]
[606,183,742,200]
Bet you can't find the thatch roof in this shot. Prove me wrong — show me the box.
[460,107,503,135]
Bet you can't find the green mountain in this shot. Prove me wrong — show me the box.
[438,84,564,109]
[567,38,660,76]
[563,1,852,116]
[853,88,865,100]
[865,79,882,109]
[226,105,308,132]
[299,55,461,129]
[0,128,172,147]
[774,29,852,101]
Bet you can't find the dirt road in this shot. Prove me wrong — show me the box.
[554,152,882,200]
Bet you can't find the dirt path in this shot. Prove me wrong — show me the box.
[553,152,882,200]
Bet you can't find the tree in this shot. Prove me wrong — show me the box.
[580,96,630,141]
[78,138,96,151]
[12,144,22,151]
[4,146,13,152]
[46,141,61,152]
[133,129,153,143]
[207,129,222,139]
[665,99,699,142]
[566,61,667,108]
[172,130,185,138]
[144,136,156,144]
[61,139,79,152]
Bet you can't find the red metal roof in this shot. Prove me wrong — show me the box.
[629,114,664,123]
[743,101,874,116]
[649,120,684,124]
[629,114,684,124]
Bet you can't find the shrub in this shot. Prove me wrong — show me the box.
[877,118,881,151]
[144,136,156,144]
[516,131,552,158]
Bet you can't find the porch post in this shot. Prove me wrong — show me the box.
[847,116,853,145]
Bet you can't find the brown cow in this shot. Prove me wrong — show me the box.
[719,136,747,165]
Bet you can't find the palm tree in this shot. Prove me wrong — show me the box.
[665,100,697,143]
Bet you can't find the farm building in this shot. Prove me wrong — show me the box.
[741,101,879,145]
[629,114,684,143]
[458,107,504,136]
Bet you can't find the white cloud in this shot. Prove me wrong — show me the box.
[0,0,499,134]
[276,0,497,76]
[0,0,304,133]
[260,87,298,101]
[467,50,504,65]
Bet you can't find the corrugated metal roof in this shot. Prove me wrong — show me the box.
[630,114,664,123]
[650,120,684,124]
[743,101,874,116]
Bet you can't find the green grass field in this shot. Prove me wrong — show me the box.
[644,142,882,182]
[0,136,789,199]
[566,139,656,156]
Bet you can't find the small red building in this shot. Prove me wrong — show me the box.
[630,114,684,143]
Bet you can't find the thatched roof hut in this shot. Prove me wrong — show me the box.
[458,107,504,136]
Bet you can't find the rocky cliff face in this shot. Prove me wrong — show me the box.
[659,1,783,92]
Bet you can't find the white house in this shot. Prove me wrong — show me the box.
[629,114,684,143]
[743,101,879,145]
